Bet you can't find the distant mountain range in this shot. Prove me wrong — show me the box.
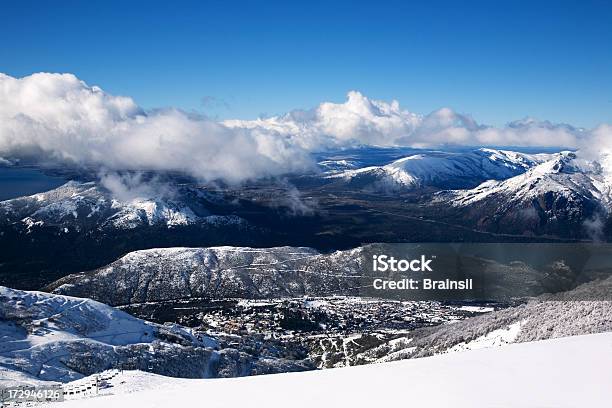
[0,180,244,231]
[326,148,554,190]
[2,146,612,290]
[321,148,611,239]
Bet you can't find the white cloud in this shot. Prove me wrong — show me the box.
[224,90,423,149]
[98,171,177,202]
[0,72,605,183]
[225,91,588,149]
[584,124,612,156]
[0,73,314,183]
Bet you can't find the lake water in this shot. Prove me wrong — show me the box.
[0,167,68,201]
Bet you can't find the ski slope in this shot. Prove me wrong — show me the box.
[56,332,612,408]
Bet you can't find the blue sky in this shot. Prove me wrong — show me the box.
[1,0,611,127]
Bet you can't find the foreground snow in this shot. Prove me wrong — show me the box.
[56,332,612,408]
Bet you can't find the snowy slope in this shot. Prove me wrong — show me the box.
[54,332,612,408]
[432,152,611,237]
[328,148,552,190]
[444,152,605,208]
[0,286,217,383]
[0,180,243,232]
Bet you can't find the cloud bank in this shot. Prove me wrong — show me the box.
[224,90,590,150]
[0,72,609,183]
[0,73,314,183]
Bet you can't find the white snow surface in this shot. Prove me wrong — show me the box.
[54,332,612,408]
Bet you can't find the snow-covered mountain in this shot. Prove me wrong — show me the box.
[434,152,611,237]
[48,246,363,305]
[443,152,605,207]
[0,286,309,384]
[317,148,612,240]
[0,180,243,232]
[327,148,553,191]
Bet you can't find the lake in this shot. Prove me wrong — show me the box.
[0,166,68,201]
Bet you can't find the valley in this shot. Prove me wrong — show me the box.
[1,146,612,399]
